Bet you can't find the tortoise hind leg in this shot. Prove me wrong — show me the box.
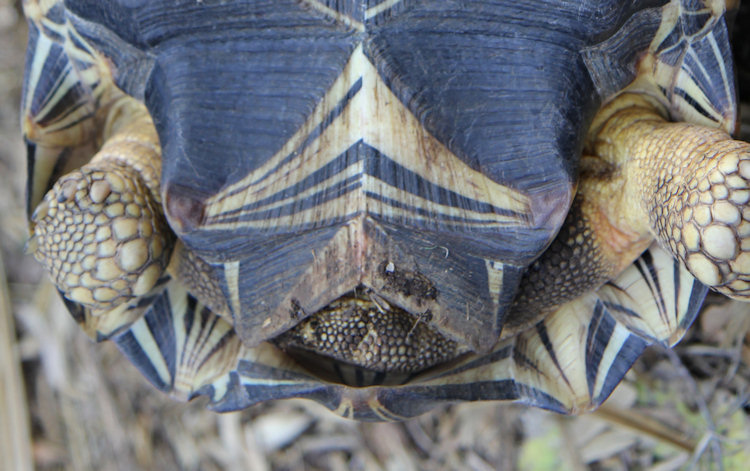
[592,93,750,300]
[506,93,750,335]
[29,98,175,335]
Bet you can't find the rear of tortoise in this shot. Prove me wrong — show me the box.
[21,0,750,420]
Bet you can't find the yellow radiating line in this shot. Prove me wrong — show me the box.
[24,34,53,117]
[300,0,365,31]
[207,160,524,229]
[205,192,354,231]
[204,177,524,232]
[485,259,505,307]
[131,321,172,386]
[592,323,628,401]
[206,46,530,231]
[224,261,241,316]
[208,161,365,223]
[363,175,526,225]
[707,33,733,119]
[365,0,404,19]
[208,44,368,209]
[64,25,98,63]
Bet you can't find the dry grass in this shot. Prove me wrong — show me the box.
[1,1,749,470]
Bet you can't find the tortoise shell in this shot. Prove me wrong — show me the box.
[22,0,740,420]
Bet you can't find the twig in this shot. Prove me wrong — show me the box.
[662,347,724,471]
[0,250,34,471]
[593,402,697,453]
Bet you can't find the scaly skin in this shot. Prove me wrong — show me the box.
[512,92,750,325]
[30,99,175,311]
[596,94,750,299]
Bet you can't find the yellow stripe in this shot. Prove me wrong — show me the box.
[365,0,404,19]
[299,0,365,32]
[204,46,530,232]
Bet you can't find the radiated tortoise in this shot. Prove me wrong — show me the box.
[21,0,750,420]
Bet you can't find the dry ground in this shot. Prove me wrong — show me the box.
[1,1,749,470]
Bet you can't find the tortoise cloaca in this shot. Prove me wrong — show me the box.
[22,0,750,420]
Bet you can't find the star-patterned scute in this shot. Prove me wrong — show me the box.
[62,0,658,349]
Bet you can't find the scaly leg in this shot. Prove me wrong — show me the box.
[595,94,750,299]
[30,98,175,317]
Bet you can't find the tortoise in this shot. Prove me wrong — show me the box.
[21,0,750,420]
